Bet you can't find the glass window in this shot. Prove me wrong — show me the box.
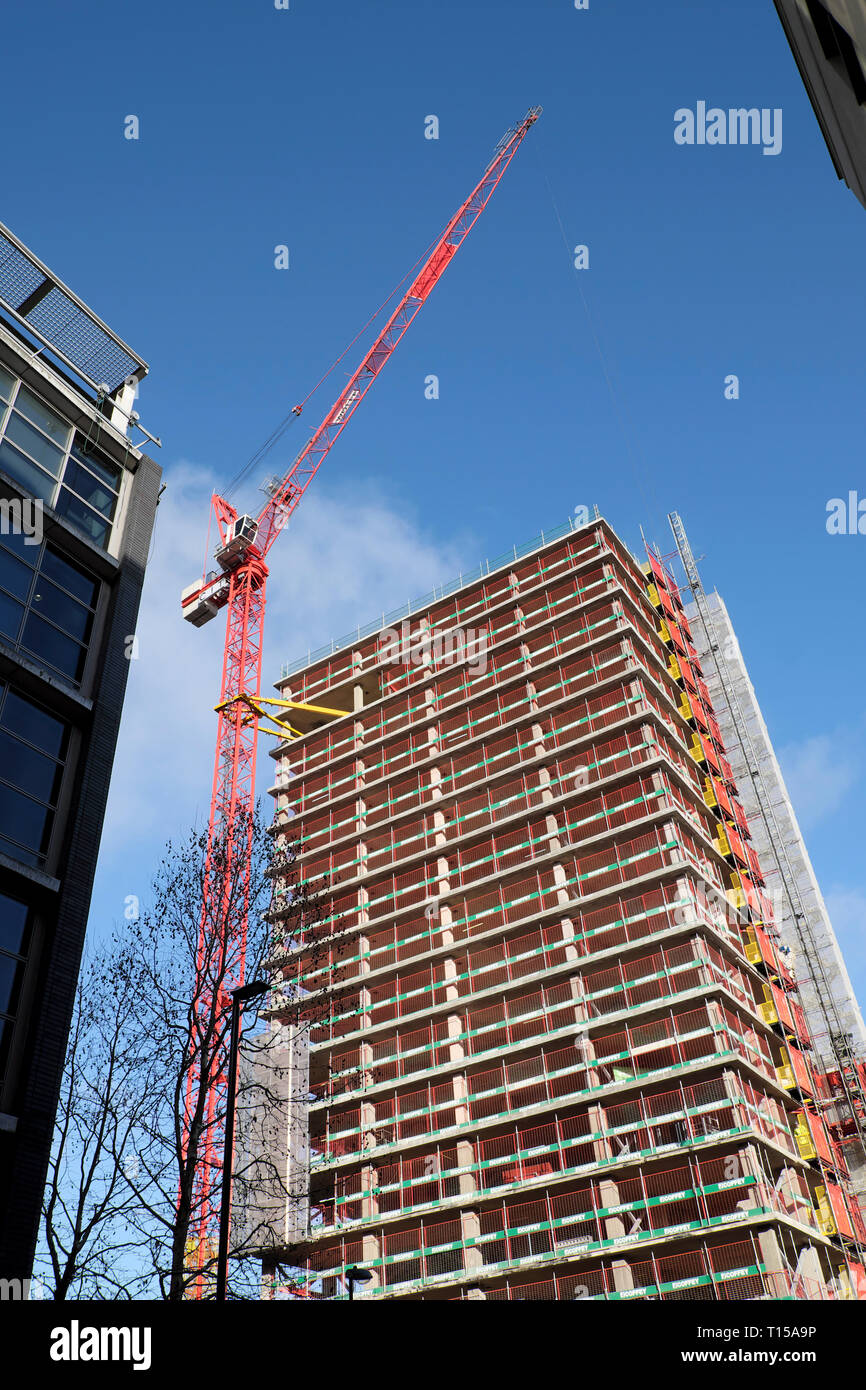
[21,612,87,681]
[0,440,58,503]
[61,459,117,521]
[0,545,35,602]
[70,437,121,492]
[0,686,69,867]
[0,729,63,804]
[5,412,65,476]
[54,488,110,547]
[0,367,15,404]
[13,387,70,447]
[0,781,53,856]
[31,578,93,643]
[0,892,30,957]
[2,689,69,759]
[0,517,39,565]
[0,837,40,870]
[41,547,99,608]
[0,546,97,685]
[0,589,23,642]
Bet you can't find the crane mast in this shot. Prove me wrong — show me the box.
[180,105,542,1293]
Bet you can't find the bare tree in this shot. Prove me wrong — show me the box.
[37,948,156,1299]
[39,807,333,1300]
[112,810,311,1299]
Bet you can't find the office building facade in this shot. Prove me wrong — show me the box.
[0,222,161,1278]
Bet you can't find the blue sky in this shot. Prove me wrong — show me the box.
[2,0,864,1007]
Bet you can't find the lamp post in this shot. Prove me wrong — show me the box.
[215,978,270,1302]
[345,1265,373,1301]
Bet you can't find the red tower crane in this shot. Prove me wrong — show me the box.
[179,104,542,1291]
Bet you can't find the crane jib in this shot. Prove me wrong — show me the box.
[179,106,541,1297]
[409,240,458,302]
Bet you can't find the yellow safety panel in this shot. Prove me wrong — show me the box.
[793,1118,817,1162]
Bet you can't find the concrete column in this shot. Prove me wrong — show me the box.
[553,861,571,909]
[794,1245,826,1298]
[361,1233,381,1292]
[359,1040,375,1090]
[436,855,450,892]
[442,957,460,1004]
[545,812,562,853]
[560,917,581,963]
[464,1286,487,1300]
[462,1209,484,1277]
[757,1227,788,1297]
[361,1163,379,1220]
[436,901,455,948]
[357,985,372,1027]
[360,1099,378,1153]
[526,679,539,715]
[453,1072,470,1126]
[433,807,449,850]
[610,1258,635,1292]
[455,1139,477,1197]
[538,762,555,806]
[598,1179,628,1240]
[447,1012,465,1065]
[587,1102,610,1164]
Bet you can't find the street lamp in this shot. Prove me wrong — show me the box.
[345,1265,373,1301]
[216,977,270,1303]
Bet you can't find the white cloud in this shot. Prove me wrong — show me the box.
[778,732,860,832]
[96,461,469,861]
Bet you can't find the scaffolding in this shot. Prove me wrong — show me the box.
[260,516,866,1300]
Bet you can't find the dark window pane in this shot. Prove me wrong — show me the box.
[0,781,52,855]
[21,612,86,681]
[54,489,110,548]
[5,413,65,476]
[0,546,35,601]
[31,578,93,643]
[0,589,23,642]
[2,690,69,758]
[61,460,117,521]
[70,438,121,492]
[0,441,57,503]
[0,366,15,403]
[0,952,24,1016]
[0,515,39,565]
[0,729,62,803]
[0,836,40,870]
[14,388,69,447]
[41,547,98,608]
[0,891,31,956]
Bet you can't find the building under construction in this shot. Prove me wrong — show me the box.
[259,514,866,1301]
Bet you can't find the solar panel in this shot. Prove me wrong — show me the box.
[0,222,147,395]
